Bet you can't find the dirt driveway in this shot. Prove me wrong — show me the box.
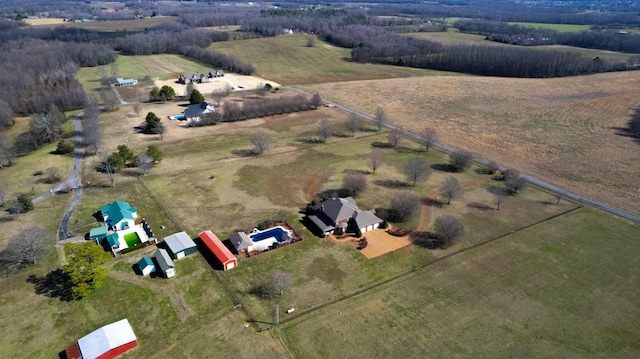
[155,73,281,97]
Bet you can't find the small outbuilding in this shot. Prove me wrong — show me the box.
[229,231,252,254]
[164,231,197,260]
[138,257,155,276]
[154,248,175,278]
[64,318,137,359]
[199,230,237,271]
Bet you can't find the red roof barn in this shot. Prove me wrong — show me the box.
[65,318,137,359]
[199,230,237,271]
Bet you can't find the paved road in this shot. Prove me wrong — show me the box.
[287,87,640,224]
[31,113,85,240]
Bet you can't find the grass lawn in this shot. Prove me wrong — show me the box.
[507,22,591,32]
[280,207,640,358]
[209,34,449,85]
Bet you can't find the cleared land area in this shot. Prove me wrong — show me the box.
[281,207,640,358]
[406,31,635,60]
[23,16,177,32]
[303,71,640,216]
[507,22,591,32]
[209,34,449,85]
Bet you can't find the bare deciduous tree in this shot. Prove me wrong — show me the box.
[46,167,60,184]
[134,152,153,176]
[0,183,8,206]
[271,269,292,296]
[2,226,52,272]
[317,118,332,143]
[0,98,15,130]
[305,37,316,47]
[154,121,166,140]
[450,150,473,172]
[388,128,404,147]
[421,127,437,153]
[374,107,387,132]
[212,91,225,106]
[342,173,367,197]
[390,191,421,222]
[102,154,117,188]
[489,186,509,210]
[440,176,461,205]
[346,112,359,137]
[0,133,15,167]
[404,157,431,186]
[434,215,464,248]
[100,88,120,112]
[257,82,267,97]
[367,151,383,174]
[503,169,528,194]
[83,96,102,155]
[487,160,500,174]
[132,102,141,117]
[250,131,272,155]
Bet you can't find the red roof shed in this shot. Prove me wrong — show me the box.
[65,318,137,359]
[199,230,237,271]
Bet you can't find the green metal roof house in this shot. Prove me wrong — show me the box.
[100,201,138,231]
[163,231,197,260]
[89,226,108,242]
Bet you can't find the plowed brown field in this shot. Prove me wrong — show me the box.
[304,71,640,215]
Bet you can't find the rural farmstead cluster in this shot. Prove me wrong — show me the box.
[1,1,639,358]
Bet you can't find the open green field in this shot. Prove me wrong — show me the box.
[406,30,635,60]
[209,34,450,85]
[508,21,590,32]
[76,54,209,94]
[281,207,640,358]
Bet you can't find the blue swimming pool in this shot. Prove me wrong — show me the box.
[249,226,289,243]
[170,114,186,120]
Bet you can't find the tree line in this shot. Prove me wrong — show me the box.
[114,28,254,75]
[455,20,640,54]
[221,94,321,123]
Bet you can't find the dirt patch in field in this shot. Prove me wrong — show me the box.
[304,71,640,216]
[154,73,281,97]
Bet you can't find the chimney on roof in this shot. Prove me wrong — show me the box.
[321,205,325,212]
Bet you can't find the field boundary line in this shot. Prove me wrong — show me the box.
[278,205,583,328]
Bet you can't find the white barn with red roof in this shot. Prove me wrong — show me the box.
[65,318,137,359]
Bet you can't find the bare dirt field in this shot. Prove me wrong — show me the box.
[154,73,281,97]
[304,71,640,216]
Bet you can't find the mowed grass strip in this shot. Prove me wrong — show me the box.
[281,207,640,358]
[209,34,448,85]
[507,22,591,32]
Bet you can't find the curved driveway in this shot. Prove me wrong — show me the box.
[287,87,640,224]
[33,113,84,240]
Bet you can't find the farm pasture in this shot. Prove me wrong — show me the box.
[281,208,640,359]
[303,71,640,216]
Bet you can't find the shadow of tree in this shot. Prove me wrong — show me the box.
[333,132,351,138]
[231,148,257,157]
[409,231,441,249]
[247,283,273,300]
[374,179,409,189]
[343,169,370,175]
[394,146,418,154]
[371,141,394,149]
[27,269,74,301]
[424,197,444,208]
[467,202,494,211]
[431,163,458,173]
[295,138,325,144]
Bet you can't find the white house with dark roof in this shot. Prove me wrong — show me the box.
[183,101,215,123]
[307,197,383,235]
